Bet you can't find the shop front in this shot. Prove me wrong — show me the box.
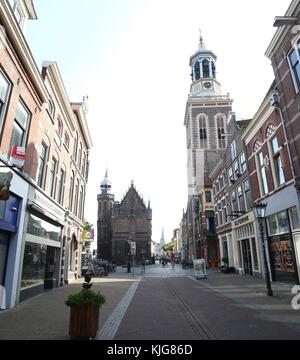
[0,166,29,310]
[19,188,65,302]
[266,207,299,284]
[232,212,262,278]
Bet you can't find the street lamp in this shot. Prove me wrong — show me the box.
[254,202,273,296]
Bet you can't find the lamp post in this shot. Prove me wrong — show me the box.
[254,202,273,296]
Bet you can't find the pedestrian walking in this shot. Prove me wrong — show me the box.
[141,256,146,273]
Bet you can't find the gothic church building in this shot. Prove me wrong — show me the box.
[97,174,152,265]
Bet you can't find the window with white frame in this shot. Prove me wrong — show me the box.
[57,168,65,205]
[37,142,48,189]
[9,0,25,28]
[233,160,239,179]
[288,39,300,93]
[231,190,238,212]
[10,100,30,148]
[228,167,234,184]
[258,151,268,195]
[237,185,245,212]
[240,152,246,173]
[230,140,237,160]
[271,136,285,187]
[0,71,10,130]
[49,157,57,198]
[243,179,252,211]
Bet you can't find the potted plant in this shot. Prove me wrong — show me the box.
[65,278,105,339]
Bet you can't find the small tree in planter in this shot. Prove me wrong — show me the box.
[65,277,105,339]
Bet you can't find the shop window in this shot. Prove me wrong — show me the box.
[267,211,289,236]
[21,242,47,288]
[289,207,300,230]
[27,213,62,242]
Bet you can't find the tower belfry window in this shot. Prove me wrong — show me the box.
[202,59,210,78]
[194,62,200,81]
[217,115,226,149]
[212,62,216,78]
[199,116,207,149]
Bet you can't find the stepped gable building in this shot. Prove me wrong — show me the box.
[97,176,152,265]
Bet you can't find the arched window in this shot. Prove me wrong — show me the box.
[194,62,200,80]
[212,62,216,78]
[202,59,210,78]
[253,140,261,152]
[266,124,275,138]
[64,132,70,149]
[217,115,226,148]
[199,116,208,149]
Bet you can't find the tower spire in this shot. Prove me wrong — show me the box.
[198,27,206,49]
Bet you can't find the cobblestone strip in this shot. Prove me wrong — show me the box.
[95,278,141,340]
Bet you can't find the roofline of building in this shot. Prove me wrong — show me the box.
[0,1,48,104]
[71,103,93,149]
[265,0,300,59]
[24,0,37,19]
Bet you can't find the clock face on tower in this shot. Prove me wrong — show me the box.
[203,81,212,89]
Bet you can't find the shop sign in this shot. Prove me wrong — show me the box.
[33,191,65,222]
[234,215,249,227]
[82,228,94,242]
[10,146,25,167]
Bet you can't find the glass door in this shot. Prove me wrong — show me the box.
[241,239,253,276]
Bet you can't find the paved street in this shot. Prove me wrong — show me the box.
[0,263,300,340]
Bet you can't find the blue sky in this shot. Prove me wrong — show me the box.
[25,0,291,246]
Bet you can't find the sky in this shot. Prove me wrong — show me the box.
[25,0,291,246]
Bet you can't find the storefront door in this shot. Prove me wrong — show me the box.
[241,239,253,276]
[44,247,58,289]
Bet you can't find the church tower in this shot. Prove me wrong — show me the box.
[97,171,114,260]
[185,32,233,196]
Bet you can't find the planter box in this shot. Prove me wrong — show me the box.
[69,304,99,339]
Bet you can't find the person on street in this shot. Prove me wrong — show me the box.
[141,256,146,273]
[171,253,175,270]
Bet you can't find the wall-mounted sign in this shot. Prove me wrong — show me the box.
[0,171,13,201]
[10,146,25,168]
[82,228,94,242]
